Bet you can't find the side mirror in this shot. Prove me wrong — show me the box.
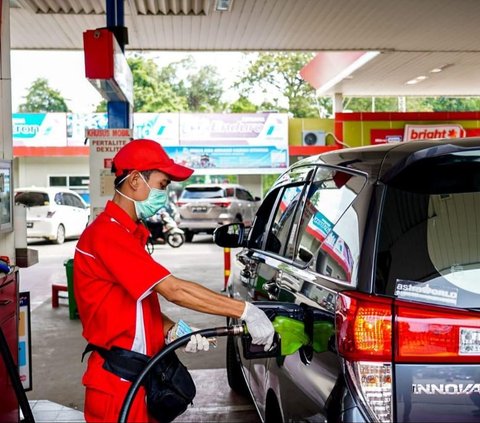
[213,223,246,248]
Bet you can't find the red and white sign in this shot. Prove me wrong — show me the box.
[404,124,466,141]
[87,128,132,219]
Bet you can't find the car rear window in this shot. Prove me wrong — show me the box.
[376,150,480,309]
[15,191,49,207]
[181,187,225,199]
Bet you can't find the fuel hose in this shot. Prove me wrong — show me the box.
[118,325,244,423]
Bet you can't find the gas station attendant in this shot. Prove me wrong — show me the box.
[73,139,275,422]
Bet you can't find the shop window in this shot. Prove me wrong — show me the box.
[50,176,67,187]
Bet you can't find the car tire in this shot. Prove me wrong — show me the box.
[54,224,66,245]
[184,231,194,243]
[166,232,185,248]
[226,335,250,397]
[265,391,283,423]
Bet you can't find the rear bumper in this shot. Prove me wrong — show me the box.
[26,220,56,239]
[179,218,235,232]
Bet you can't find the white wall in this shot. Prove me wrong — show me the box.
[15,156,89,188]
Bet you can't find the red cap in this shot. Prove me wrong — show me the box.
[112,139,193,181]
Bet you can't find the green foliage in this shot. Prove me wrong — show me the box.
[339,96,480,113]
[415,97,480,111]
[95,100,107,113]
[95,54,226,113]
[158,56,225,112]
[343,97,399,112]
[262,174,280,196]
[234,52,319,118]
[18,78,70,112]
[128,55,187,112]
[228,95,259,113]
[94,53,480,115]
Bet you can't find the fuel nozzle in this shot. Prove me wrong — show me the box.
[241,301,334,359]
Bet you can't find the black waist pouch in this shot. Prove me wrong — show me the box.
[83,344,196,423]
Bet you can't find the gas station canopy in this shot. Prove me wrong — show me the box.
[9,0,480,96]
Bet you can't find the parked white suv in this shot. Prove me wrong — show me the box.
[15,187,90,244]
[177,183,260,242]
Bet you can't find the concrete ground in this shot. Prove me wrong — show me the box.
[19,235,259,422]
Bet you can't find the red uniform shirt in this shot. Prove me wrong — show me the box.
[74,201,170,421]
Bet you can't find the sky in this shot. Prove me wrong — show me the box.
[10,50,252,114]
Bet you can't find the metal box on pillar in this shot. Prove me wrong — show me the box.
[83,28,133,107]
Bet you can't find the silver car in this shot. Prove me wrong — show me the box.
[177,183,260,242]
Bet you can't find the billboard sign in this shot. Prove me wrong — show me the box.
[133,113,179,145]
[12,113,67,147]
[67,113,108,146]
[404,124,466,141]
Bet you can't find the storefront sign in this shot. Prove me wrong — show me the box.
[67,113,108,146]
[164,145,287,171]
[13,112,289,173]
[12,113,67,147]
[404,124,466,141]
[179,113,288,146]
[133,113,179,145]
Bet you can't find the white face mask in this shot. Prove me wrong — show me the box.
[116,173,168,220]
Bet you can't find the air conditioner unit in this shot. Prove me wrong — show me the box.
[302,130,325,146]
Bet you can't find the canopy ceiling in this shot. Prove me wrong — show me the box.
[9,0,480,96]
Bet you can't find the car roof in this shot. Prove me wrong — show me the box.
[15,186,79,195]
[183,183,245,189]
[294,138,480,182]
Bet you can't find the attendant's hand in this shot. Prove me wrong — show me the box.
[166,320,215,353]
[241,302,275,351]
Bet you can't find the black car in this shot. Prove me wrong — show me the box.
[214,138,480,423]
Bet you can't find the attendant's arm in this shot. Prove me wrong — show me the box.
[155,275,245,318]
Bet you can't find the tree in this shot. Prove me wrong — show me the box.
[336,96,480,112]
[342,97,399,112]
[18,77,70,112]
[95,54,226,113]
[95,55,187,112]
[158,56,225,112]
[127,55,187,112]
[228,95,259,113]
[417,96,480,111]
[234,52,318,118]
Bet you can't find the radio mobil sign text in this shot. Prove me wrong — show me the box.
[404,124,466,141]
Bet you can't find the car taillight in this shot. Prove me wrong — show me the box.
[337,292,394,422]
[396,300,480,363]
[336,291,392,361]
[176,201,186,207]
[46,211,56,218]
[336,291,480,422]
[212,201,231,208]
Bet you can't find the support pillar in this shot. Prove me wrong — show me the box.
[333,93,343,114]
[106,0,131,129]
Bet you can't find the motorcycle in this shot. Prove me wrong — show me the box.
[145,209,185,248]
